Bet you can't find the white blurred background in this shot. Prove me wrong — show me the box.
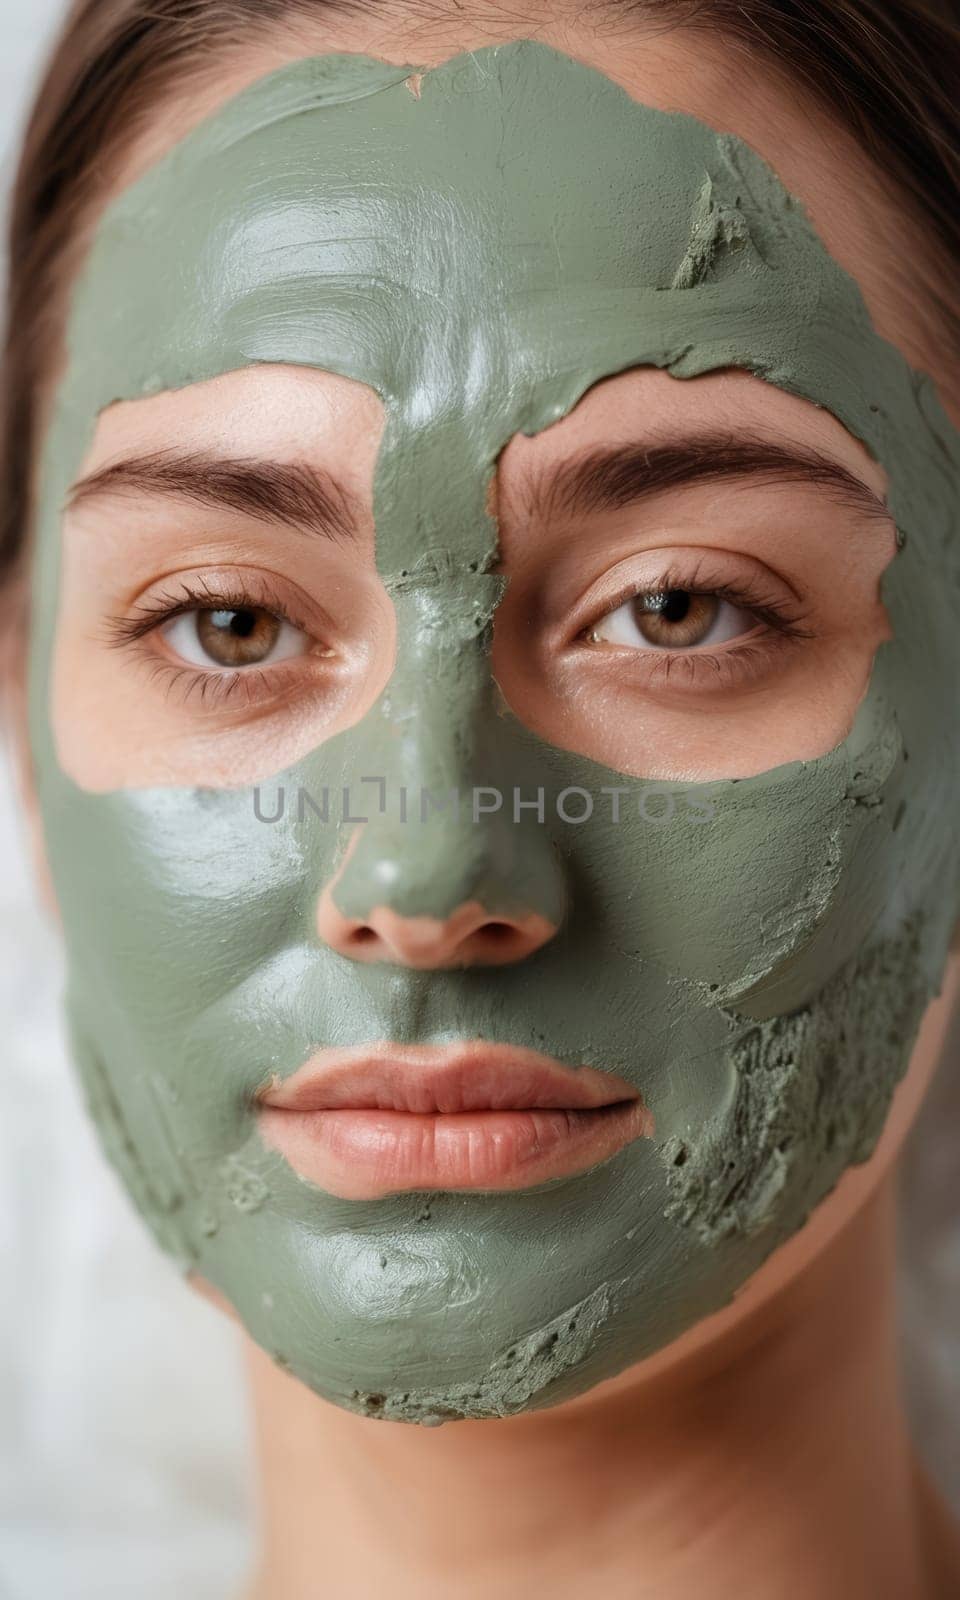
[0,4,956,1596]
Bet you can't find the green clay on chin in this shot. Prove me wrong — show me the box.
[27,40,960,1423]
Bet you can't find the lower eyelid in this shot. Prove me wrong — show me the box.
[140,653,317,714]
[582,614,767,653]
[572,624,799,688]
[119,619,347,717]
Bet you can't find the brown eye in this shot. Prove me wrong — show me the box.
[589,588,754,651]
[162,605,310,669]
[631,590,718,648]
[197,607,280,665]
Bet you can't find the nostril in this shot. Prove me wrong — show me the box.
[466,921,538,961]
[318,900,558,967]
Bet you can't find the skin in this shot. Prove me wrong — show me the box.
[56,362,894,790]
[12,2,960,1594]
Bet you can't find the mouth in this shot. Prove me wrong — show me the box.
[255,1040,654,1199]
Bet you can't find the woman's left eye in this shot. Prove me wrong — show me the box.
[162,605,310,669]
[586,588,757,651]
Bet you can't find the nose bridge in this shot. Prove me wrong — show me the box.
[386,569,502,795]
[323,574,566,933]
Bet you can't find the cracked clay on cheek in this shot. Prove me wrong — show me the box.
[27,40,960,1422]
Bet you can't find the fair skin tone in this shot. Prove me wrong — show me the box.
[15,2,960,1596]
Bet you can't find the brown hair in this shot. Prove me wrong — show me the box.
[3,0,960,605]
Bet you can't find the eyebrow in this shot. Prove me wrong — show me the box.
[67,431,891,543]
[66,449,362,542]
[521,432,891,526]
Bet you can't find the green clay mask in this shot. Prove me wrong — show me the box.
[29,41,960,1421]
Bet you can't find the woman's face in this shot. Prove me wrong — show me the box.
[25,28,960,1422]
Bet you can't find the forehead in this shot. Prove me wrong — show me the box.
[65,42,872,408]
[55,38,957,574]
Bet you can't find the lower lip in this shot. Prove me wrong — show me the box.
[258,1101,651,1200]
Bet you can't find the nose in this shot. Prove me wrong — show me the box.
[317,851,558,968]
[312,755,566,971]
[310,575,567,969]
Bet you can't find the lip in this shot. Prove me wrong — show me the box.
[256,1040,654,1199]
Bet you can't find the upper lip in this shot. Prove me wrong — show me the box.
[255,1040,642,1115]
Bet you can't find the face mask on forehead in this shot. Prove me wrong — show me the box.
[28,39,960,1423]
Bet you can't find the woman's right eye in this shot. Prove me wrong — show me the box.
[161,605,312,669]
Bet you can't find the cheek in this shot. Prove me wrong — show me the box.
[662,912,932,1253]
[525,664,903,1022]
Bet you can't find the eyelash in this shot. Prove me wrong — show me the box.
[105,557,814,713]
[104,573,310,645]
[575,558,815,689]
[104,575,322,710]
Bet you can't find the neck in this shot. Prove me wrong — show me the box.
[242,1179,942,1600]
